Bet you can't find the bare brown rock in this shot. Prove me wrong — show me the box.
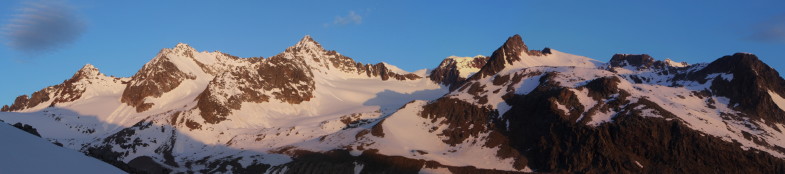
[121,55,195,112]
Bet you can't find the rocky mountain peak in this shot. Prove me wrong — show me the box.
[430,55,489,89]
[469,34,530,80]
[290,35,324,52]
[609,54,656,68]
[77,64,99,74]
[664,58,688,67]
[501,34,528,54]
[165,42,198,59]
[70,64,103,81]
[174,42,192,49]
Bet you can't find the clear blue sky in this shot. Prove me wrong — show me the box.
[1,0,784,105]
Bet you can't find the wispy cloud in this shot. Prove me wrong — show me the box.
[748,14,785,43]
[325,11,363,27]
[1,0,86,53]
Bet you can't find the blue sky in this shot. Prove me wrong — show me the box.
[1,0,784,105]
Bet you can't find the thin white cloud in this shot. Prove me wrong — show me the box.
[1,0,86,53]
[749,14,785,43]
[326,11,363,27]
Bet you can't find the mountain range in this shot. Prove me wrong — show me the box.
[2,34,785,173]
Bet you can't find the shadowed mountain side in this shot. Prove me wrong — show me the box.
[0,108,282,173]
[0,120,124,173]
[0,106,525,173]
[363,88,448,114]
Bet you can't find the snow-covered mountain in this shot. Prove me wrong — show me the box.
[1,34,785,173]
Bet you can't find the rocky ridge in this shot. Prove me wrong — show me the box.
[1,34,785,173]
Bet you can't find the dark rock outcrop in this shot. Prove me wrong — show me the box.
[267,149,525,174]
[12,123,41,137]
[472,35,529,80]
[609,54,657,68]
[122,55,195,113]
[429,56,490,89]
[688,53,785,123]
[497,75,785,173]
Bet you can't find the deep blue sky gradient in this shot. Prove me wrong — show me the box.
[1,0,784,105]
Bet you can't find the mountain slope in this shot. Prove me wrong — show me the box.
[1,34,785,173]
[0,121,124,173]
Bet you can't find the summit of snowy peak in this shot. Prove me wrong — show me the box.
[79,64,98,72]
[170,42,197,55]
[664,58,688,67]
[291,35,324,51]
[173,42,196,51]
[72,64,103,79]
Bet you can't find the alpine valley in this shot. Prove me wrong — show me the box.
[2,34,785,173]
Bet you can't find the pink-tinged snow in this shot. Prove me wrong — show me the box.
[664,58,688,68]
[0,39,450,171]
[769,90,785,112]
[444,55,486,78]
[419,166,452,174]
[0,122,124,173]
[510,49,601,69]
[514,74,543,95]
[355,101,532,172]
[381,62,412,75]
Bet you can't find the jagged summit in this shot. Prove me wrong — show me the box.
[291,35,324,51]
[430,55,489,88]
[78,64,98,73]
[501,34,528,54]
[3,34,785,173]
[664,58,688,67]
[174,42,191,49]
[72,64,102,80]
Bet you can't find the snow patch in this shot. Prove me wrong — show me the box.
[769,90,785,112]
[706,73,734,81]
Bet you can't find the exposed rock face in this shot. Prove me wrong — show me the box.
[609,54,690,71]
[3,34,785,173]
[268,149,524,174]
[429,56,490,89]
[610,54,657,68]
[472,35,529,80]
[686,53,785,123]
[196,54,314,124]
[2,64,108,112]
[12,123,41,137]
[121,55,196,112]
[501,77,785,173]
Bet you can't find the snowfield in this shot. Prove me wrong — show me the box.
[0,121,124,173]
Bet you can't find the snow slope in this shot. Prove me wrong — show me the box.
[1,34,784,173]
[0,122,124,173]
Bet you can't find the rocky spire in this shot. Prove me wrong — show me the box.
[470,34,529,80]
